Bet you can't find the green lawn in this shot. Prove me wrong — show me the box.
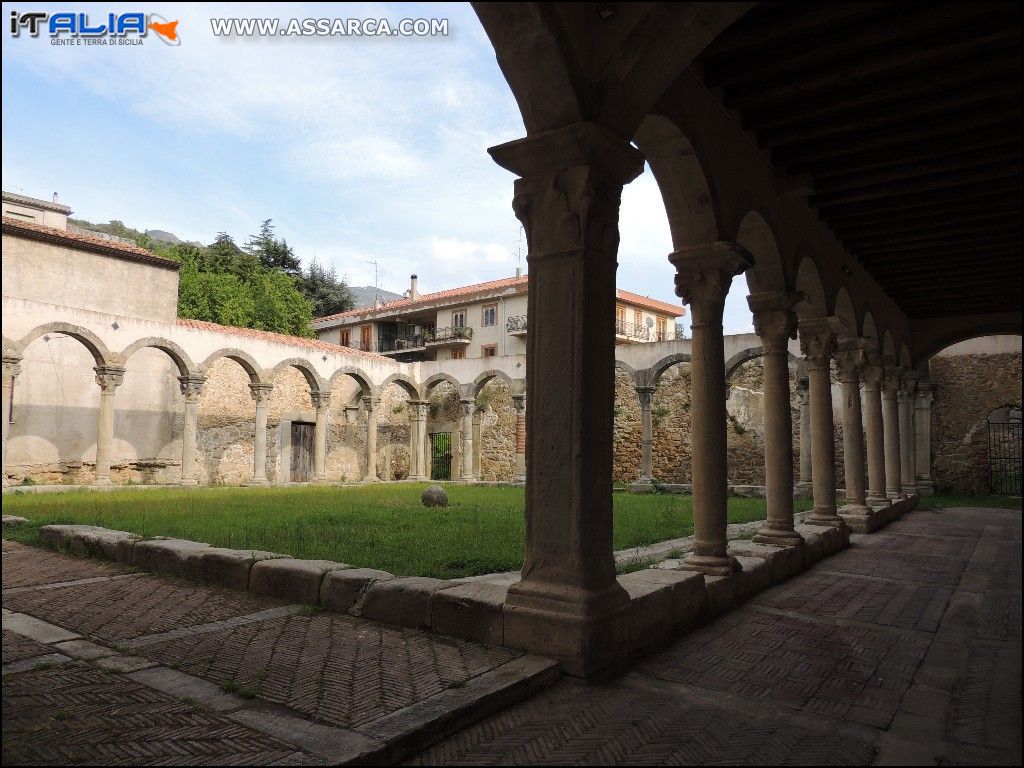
[2,484,812,579]
[918,494,1023,510]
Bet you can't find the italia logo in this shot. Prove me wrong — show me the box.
[9,11,181,45]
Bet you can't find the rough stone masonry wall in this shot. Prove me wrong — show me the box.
[929,352,1023,495]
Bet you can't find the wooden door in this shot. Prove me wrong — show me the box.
[291,422,315,482]
[360,325,372,351]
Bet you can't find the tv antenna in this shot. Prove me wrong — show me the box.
[514,226,525,275]
[364,259,380,304]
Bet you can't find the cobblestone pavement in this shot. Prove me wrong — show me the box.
[409,507,1022,766]
[1,540,552,766]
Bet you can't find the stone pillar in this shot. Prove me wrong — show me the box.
[749,292,803,547]
[459,398,475,481]
[177,375,205,486]
[634,385,656,489]
[795,377,812,498]
[882,367,903,500]
[798,319,844,526]
[92,365,126,486]
[861,355,889,507]
[511,393,526,484]
[472,410,483,477]
[312,391,331,481]
[898,374,918,496]
[487,122,643,676]
[2,356,22,487]
[672,242,754,574]
[363,395,379,481]
[408,400,428,481]
[914,380,935,495]
[834,339,871,518]
[249,382,273,485]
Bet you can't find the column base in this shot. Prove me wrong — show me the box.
[682,552,741,577]
[92,477,113,487]
[916,480,935,496]
[248,478,270,487]
[886,490,904,501]
[901,485,917,496]
[752,525,805,548]
[363,476,380,483]
[806,505,845,525]
[408,474,427,482]
[866,495,891,507]
[513,474,526,485]
[503,579,630,678]
[630,477,656,493]
[793,482,813,500]
[179,478,199,487]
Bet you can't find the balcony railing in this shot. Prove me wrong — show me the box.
[377,333,427,354]
[506,315,527,334]
[425,326,473,345]
[615,320,651,341]
[340,340,374,352]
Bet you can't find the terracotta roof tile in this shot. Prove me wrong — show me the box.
[176,318,385,360]
[2,216,179,269]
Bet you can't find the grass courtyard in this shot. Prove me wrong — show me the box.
[3,484,816,579]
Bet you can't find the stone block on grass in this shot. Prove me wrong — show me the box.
[39,524,140,564]
[319,568,394,614]
[183,547,283,591]
[133,538,211,577]
[353,576,448,629]
[250,558,350,604]
[432,581,508,645]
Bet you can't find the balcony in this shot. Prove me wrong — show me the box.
[378,333,427,355]
[506,315,527,336]
[615,320,651,343]
[425,326,473,346]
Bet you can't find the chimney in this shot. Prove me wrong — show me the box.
[410,274,419,300]
[515,267,522,278]
[53,192,59,203]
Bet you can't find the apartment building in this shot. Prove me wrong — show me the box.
[313,273,686,362]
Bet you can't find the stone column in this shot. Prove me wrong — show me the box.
[798,319,844,526]
[2,356,22,487]
[472,410,483,477]
[795,378,812,498]
[898,373,918,496]
[672,242,754,574]
[834,339,871,518]
[408,401,428,481]
[634,385,656,489]
[177,375,205,486]
[488,122,643,676]
[749,292,804,547]
[861,355,889,507]
[312,391,331,481]
[363,395,379,481]
[882,367,903,500]
[249,382,273,485]
[93,365,126,486]
[915,380,935,495]
[511,393,526,484]
[459,398,475,481]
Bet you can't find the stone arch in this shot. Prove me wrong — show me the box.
[269,358,325,396]
[421,373,463,400]
[120,337,196,378]
[734,209,785,294]
[833,287,858,339]
[635,113,723,249]
[794,252,828,320]
[327,367,375,402]
[15,322,115,366]
[472,369,518,398]
[863,311,880,345]
[648,352,692,386]
[882,331,896,361]
[614,360,640,387]
[724,346,765,382]
[198,348,264,384]
[380,373,418,399]
[918,329,1023,365]
[2,335,18,357]
[899,343,913,369]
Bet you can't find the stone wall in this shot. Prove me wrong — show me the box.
[929,352,1023,495]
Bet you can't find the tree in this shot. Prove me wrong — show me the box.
[245,219,301,276]
[301,259,355,318]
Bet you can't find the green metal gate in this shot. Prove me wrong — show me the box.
[430,432,452,480]
[989,422,1022,495]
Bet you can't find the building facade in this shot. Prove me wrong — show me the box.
[313,274,686,362]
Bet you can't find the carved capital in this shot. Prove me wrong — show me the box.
[882,365,903,396]
[796,376,810,403]
[360,395,380,412]
[511,394,526,413]
[798,318,837,367]
[249,382,274,406]
[94,365,126,393]
[834,337,868,381]
[635,385,656,409]
[311,391,331,412]
[177,375,206,402]
[2,355,23,384]
[915,380,934,404]
[459,398,475,418]
[670,242,754,325]
[408,400,429,420]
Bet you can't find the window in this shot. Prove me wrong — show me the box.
[451,348,466,360]
[482,303,497,327]
[634,309,643,327]
[615,305,625,334]
[481,344,497,357]
[656,317,668,341]
[452,309,467,328]
[339,329,351,347]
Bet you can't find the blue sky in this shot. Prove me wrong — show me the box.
[1,2,754,333]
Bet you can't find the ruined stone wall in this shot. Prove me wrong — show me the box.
[478,381,516,482]
[929,352,1023,494]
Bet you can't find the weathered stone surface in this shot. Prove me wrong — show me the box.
[729,541,804,584]
[432,581,508,645]
[701,573,737,616]
[619,571,676,653]
[38,524,140,564]
[733,555,772,600]
[2,515,28,528]
[421,485,449,507]
[250,558,350,605]
[132,538,211,576]
[795,525,825,566]
[319,567,393,614]
[623,569,706,631]
[354,577,448,629]
[183,547,283,591]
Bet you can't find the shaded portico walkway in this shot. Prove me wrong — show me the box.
[408,506,1022,766]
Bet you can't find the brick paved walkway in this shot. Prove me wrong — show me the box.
[409,507,1022,766]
